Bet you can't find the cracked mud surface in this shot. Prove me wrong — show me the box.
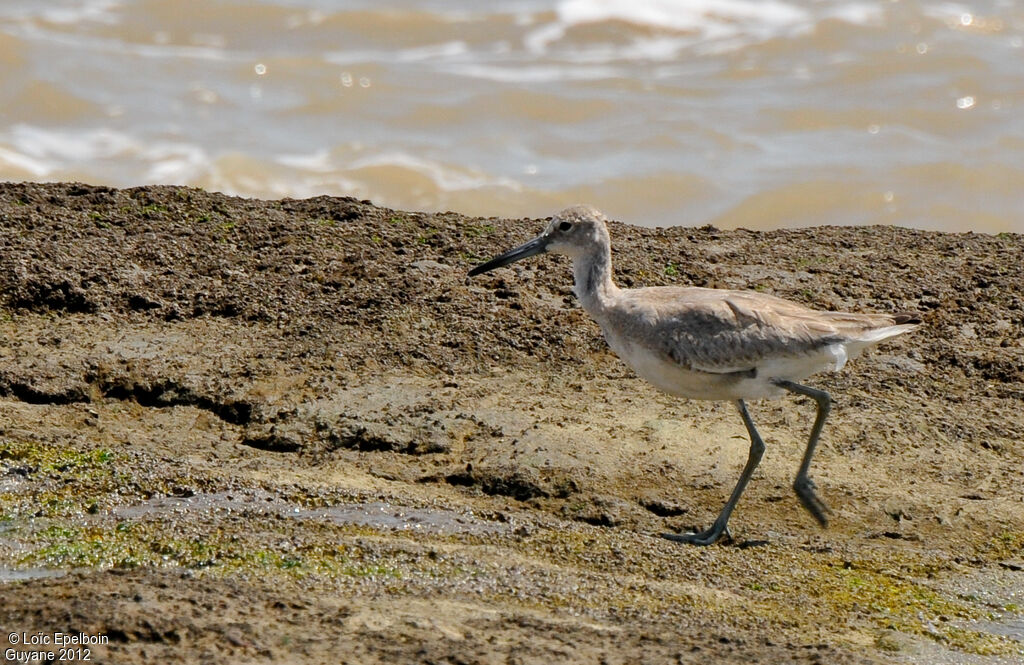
[1,182,1022,663]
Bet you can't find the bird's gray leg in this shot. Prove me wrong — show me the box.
[662,399,765,546]
[773,379,832,527]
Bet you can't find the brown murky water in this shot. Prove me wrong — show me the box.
[1,0,1022,231]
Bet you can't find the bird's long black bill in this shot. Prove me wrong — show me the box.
[468,234,549,276]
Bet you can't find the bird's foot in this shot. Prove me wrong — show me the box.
[794,476,831,527]
[661,523,731,547]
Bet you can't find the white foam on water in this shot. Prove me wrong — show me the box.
[922,2,976,23]
[530,34,695,63]
[5,27,230,63]
[822,2,885,26]
[521,0,900,61]
[321,3,895,76]
[277,149,336,173]
[323,49,398,67]
[324,42,475,72]
[0,146,50,177]
[3,124,211,185]
[276,149,526,195]
[142,144,210,183]
[394,40,471,62]
[348,151,524,192]
[527,0,815,54]
[3,14,230,63]
[557,0,811,34]
[201,160,367,201]
[442,62,623,82]
[21,0,123,26]
[9,125,135,163]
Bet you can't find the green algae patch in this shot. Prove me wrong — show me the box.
[0,439,228,520]
[23,520,357,576]
[1,436,489,588]
[14,516,473,586]
[0,440,124,519]
[977,531,1024,563]
[0,439,113,473]
[778,556,1019,656]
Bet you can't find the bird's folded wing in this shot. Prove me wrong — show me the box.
[653,294,843,375]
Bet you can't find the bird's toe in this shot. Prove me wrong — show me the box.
[794,476,831,527]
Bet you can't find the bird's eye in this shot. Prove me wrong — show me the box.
[558,221,573,232]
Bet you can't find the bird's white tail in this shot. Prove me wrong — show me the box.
[844,321,921,363]
[857,322,920,344]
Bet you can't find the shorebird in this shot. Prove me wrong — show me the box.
[469,205,921,545]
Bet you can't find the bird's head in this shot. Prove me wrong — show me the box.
[467,205,610,276]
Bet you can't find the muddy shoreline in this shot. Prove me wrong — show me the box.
[1,182,1022,663]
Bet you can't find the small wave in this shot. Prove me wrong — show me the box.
[922,2,975,23]
[276,149,335,173]
[11,124,135,162]
[527,0,814,54]
[348,152,523,193]
[2,124,210,184]
[394,40,471,62]
[276,148,525,193]
[556,0,812,35]
[24,0,122,26]
[523,0,896,58]
[442,62,624,82]
[0,146,50,177]
[4,23,232,62]
[324,41,470,68]
[824,2,885,26]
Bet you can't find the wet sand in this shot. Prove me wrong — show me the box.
[0,182,1022,663]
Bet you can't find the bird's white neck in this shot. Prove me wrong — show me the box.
[571,246,618,315]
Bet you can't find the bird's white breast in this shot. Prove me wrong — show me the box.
[602,330,742,400]
[602,328,847,402]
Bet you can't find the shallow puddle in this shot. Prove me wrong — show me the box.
[977,616,1024,642]
[111,490,283,520]
[294,502,508,536]
[0,567,65,583]
[895,565,1024,664]
[111,491,509,536]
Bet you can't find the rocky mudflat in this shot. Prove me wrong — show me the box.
[0,182,1022,663]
